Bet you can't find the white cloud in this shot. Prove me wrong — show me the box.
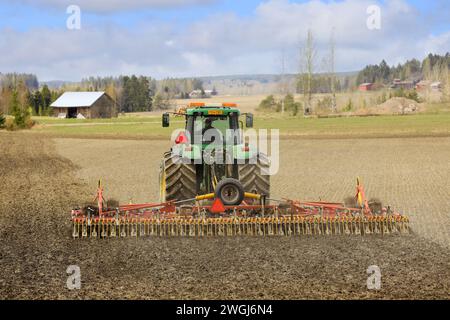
[0,0,448,80]
[5,0,214,12]
[422,31,450,56]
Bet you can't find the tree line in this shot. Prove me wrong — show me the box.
[63,76,205,112]
[0,73,39,90]
[356,53,450,84]
[0,74,59,117]
[0,74,207,119]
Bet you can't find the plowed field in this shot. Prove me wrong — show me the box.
[0,134,449,299]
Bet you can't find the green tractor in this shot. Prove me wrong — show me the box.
[160,102,270,205]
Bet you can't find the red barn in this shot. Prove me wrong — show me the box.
[358,83,374,91]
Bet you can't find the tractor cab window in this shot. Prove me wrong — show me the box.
[199,116,227,144]
[204,117,228,135]
[189,113,240,145]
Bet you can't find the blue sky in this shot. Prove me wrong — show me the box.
[0,0,446,32]
[0,0,448,80]
[0,0,263,30]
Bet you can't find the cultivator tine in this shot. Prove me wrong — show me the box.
[392,218,401,234]
[207,220,212,236]
[354,220,361,235]
[189,222,195,236]
[316,219,322,235]
[298,218,303,235]
[324,219,331,235]
[72,221,79,238]
[225,220,231,236]
[109,221,114,237]
[159,220,164,236]
[169,221,175,236]
[374,220,380,234]
[140,222,145,237]
[256,220,261,236]
[246,219,252,236]
[383,220,389,235]
[91,222,98,238]
[217,220,223,236]
[286,220,293,236]
[400,217,409,234]
[364,219,371,234]
[165,220,169,236]
[197,220,202,236]
[149,220,155,236]
[267,221,273,235]
[278,219,284,236]
[81,222,87,238]
[130,221,137,237]
[344,220,350,235]
[305,221,312,235]
[99,221,106,238]
[120,221,126,237]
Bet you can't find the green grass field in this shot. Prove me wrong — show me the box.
[26,113,450,139]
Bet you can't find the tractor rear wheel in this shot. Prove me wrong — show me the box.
[238,153,270,200]
[160,151,197,202]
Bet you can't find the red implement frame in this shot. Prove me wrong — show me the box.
[71,178,402,223]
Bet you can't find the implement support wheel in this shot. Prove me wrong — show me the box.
[215,178,245,206]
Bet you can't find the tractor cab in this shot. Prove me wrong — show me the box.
[163,102,253,147]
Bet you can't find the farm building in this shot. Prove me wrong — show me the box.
[430,81,442,91]
[358,83,374,91]
[416,80,431,91]
[415,80,442,92]
[188,89,217,98]
[51,91,117,119]
[390,79,415,90]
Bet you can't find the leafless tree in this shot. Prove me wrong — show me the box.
[329,29,337,113]
[299,29,316,115]
[278,48,289,113]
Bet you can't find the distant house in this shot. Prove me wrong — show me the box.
[415,80,442,92]
[430,81,442,91]
[358,83,374,91]
[391,79,414,90]
[51,91,117,119]
[189,89,204,98]
[415,80,431,91]
[189,89,215,98]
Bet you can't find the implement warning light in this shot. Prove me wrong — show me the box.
[222,103,237,107]
[189,102,205,107]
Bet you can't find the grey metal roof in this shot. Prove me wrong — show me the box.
[51,91,105,108]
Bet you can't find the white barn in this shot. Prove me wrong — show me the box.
[51,91,116,119]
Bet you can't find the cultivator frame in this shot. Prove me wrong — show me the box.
[71,179,409,238]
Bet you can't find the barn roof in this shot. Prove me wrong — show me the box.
[51,91,105,108]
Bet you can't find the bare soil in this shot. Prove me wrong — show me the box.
[0,134,449,299]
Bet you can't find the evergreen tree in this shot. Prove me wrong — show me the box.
[41,85,52,114]
[0,112,5,128]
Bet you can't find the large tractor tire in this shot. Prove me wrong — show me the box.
[160,151,196,202]
[238,153,270,199]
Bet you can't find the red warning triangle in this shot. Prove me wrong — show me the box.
[210,198,225,213]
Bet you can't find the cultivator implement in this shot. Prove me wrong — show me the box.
[71,179,409,238]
